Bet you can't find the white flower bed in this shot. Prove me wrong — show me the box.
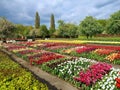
[91,68,120,90]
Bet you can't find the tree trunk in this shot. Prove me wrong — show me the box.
[3,38,6,43]
[86,35,89,39]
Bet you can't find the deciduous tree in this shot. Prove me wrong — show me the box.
[106,10,120,35]
[78,16,103,38]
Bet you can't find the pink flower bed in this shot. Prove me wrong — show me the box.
[74,63,112,86]
[47,45,68,50]
[17,41,36,46]
[18,49,41,55]
[76,46,96,54]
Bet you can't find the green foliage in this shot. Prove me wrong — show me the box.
[49,14,55,37]
[66,23,78,38]
[40,25,49,39]
[0,52,48,90]
[97,19,108,33]
[78,36,120,42]
[57,20,78,38]
[106,10,120,35]
[29,29,40,38]
[79,16,103,39]
[97,19,107,27]
[57,20,65,37]
[15,24,32,38]
[0,17,16,39]
[35,12,40,29]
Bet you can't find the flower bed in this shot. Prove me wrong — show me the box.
[86,44,120,51]
[4,44,26,51]
[93,49,115,55]
[17,49,41,55]
[47,45,68,50]
[106,53,120,61]
[49,58,91,88]
[30,53,64,65]
[116,72,120,89]
[91,68,120,90]
[1,41,120,89]
[0,51,48,90]
[41,57,119,90]
[76,46,96,54]
[74,63,112,86]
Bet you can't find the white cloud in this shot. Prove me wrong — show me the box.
[0,0,119,27]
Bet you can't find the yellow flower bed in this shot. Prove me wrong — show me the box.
[63,48,75,54]
[37,40,120,45]
[37,40,85,44]
[12,48,33,53]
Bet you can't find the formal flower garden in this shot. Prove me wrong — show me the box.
[1,41,120,90]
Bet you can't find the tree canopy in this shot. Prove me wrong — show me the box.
[39,25,49,39]
[57,20,78,38]
[78,16,103,38]
[15,24,32,38]
[106,10,120,35]
[0,17,16,39]
[0,10,120,40]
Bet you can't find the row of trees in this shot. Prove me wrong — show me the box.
[55,10,120,38]
[0,12,55,40]
[0,10,120,40]
[33,12,55,39]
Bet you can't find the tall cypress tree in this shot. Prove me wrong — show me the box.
[35,12,40,29]
[49,14,55,36]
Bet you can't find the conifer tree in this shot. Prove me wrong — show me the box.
[49,14,55,36]
[35,12,40,29]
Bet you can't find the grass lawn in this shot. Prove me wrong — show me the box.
[78,36,120,41]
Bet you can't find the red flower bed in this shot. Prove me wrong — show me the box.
[116,78,120,88]
[30,53,64,65]
[28,52,51,60]
[6,45,26,51]
[115,72,120,88]
[86,44,120,51]
[74,63,112,86]
[76,46,96,54]
[43,42,83,48]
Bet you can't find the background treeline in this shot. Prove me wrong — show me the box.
[0,10,120,40]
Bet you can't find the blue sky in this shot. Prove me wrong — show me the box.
[0,0,120,28]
